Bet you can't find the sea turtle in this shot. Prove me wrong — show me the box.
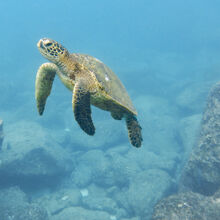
[36,38,143,147]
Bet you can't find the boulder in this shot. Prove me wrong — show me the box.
[82,183,127,218]
[0,120,73,189]
[0,187,49,220]
[0,119,3,150]
[71,150,109,187]
[121,218,140,220]
[126,148,179,177]
[82,195,118,215]
[178,114,201,157]
[35,187,82,216]
[175,81,212,114]
[179,82,220,196]
[114,169,172,219]
[52,206,111,220]
[152,192,220,220]
[71,149,141,188]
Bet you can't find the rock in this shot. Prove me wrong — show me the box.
[106,152,141,187]
[114,169,172,219]
[0,120,73,189]
[35,187,81,216]
[178,114,201,157]
[52,206,111,220]
[106,144,130,155]
[72,149,141,188]
[82,196,118,215]
[121,218,140,220]
[80,184,126,217]
[71,163,93,187]
[175,81,212,114]
[0,119,3,150]
[0,187,49,220]
[152,192,220,220]
[126,148,179,177]
[71,150,109,187]
[179,82,220,196]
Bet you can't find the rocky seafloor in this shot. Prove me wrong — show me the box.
[0,67,220,219]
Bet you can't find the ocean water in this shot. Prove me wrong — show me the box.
[0,0,220,219]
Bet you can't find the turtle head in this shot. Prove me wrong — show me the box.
[37,38,69,63]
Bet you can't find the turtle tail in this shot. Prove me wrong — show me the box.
[125,114,143,148]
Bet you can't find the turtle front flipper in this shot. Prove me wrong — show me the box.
[35,63,58,115]
[126,115,142,148]
[72,80,95,135]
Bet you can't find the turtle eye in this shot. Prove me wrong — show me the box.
[45,42,52,47]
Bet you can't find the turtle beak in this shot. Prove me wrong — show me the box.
[37,39,44,49]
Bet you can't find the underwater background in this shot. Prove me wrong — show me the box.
[0,0,220,219]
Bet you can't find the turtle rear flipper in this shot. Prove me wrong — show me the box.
[126,115,142,148]
[111,111,123,120]
[35,63,57,115]
[73,80,95,135]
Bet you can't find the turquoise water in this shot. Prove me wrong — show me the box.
[0,1,220,219]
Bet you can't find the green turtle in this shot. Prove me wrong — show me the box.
[36,38,143,147]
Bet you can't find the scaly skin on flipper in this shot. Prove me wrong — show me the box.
[35,63,57,115]
[111,111,123,120]
[73,79,95,135]
[36,38,143,148]
[126,115,142,148]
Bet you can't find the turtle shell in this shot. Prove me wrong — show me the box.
[70,54,137,115]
